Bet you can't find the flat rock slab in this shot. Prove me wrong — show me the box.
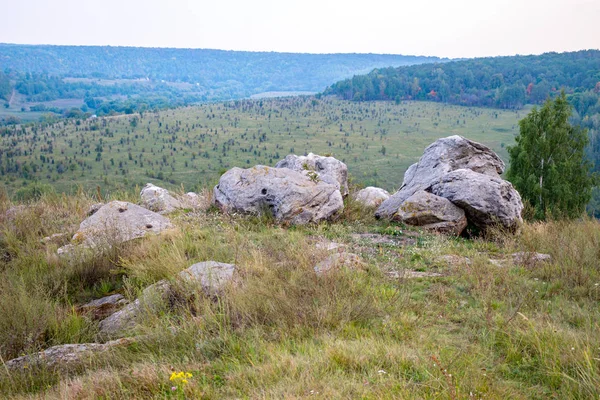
[351,233,418,247]
[5,338,135,370]
[314,239,347,252]
[434,254,472,266]
[387,270,443,279]
[512,252,552,266]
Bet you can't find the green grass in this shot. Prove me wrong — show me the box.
[0,97,525,197]
[1,191,599,398]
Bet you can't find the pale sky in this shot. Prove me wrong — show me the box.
[1,0,599,58]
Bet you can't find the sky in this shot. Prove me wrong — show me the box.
[1,0,599,58]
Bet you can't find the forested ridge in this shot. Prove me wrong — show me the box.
[0,44,441,101]
[325,50,600,108]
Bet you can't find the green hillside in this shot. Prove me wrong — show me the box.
[0,97,524,197]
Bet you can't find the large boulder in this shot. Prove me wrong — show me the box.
[354,187,390,208]
[429,169,523,230]
[140,183,183,213]
[58,201,173,253]
[213,165,343,224]
[376,136,505,218]
[99,261,236,337]
[275,153,349,196]
[394,190,467,235]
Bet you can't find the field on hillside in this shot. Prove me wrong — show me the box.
[0,98,525,198]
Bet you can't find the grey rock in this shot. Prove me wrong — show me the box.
[178,261,237,296]
[435,254,472,266]
[180,192,204,209]
[140,183,183,214]
[5,338,135,370]
[275,153,349,196]
[41,232,69,245]
[376,135,505,218]
[512,252,551,266]
[4,205,28,221]
[99,261,236,337]
[488,259,509,268]
[395,190,467,235]
[58,201,173,253]
[429,169,523,231]
[97,284,168,337]
[213,165,343,224]
[387,270,443,279]
[315,240,346,252]
[354,187,390,208]
[314,252,364,275]
[78,294,129,320]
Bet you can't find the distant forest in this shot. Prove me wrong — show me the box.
[0,44,442,110]
[324,50,600,107]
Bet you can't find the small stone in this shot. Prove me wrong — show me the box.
[512,252,551,266]
[140,183,183,214]
[354,187,390,208]
[314,252,364,275]
[78,294,129,320]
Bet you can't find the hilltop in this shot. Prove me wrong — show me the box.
[1,178,599,398]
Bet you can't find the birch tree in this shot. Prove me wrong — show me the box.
[506,92,595,220]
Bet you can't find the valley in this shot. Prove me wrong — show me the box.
[0,97,524,198]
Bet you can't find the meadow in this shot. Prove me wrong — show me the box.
[1,190,599,398]
[0,97,525,198]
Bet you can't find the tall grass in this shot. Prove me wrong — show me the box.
[1,192,599,398]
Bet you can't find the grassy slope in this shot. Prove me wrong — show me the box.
[0,98,526,197]
[1,191,599,398]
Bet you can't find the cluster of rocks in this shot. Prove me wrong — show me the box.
[99,261,236,337]
[53,136,523,251]
[5,261,237,370]
[4,136,531,370]
[212,136,523,235]
[374,135,523,235]
[57,185,207,254]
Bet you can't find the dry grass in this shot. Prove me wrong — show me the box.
[1,191,599,398]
